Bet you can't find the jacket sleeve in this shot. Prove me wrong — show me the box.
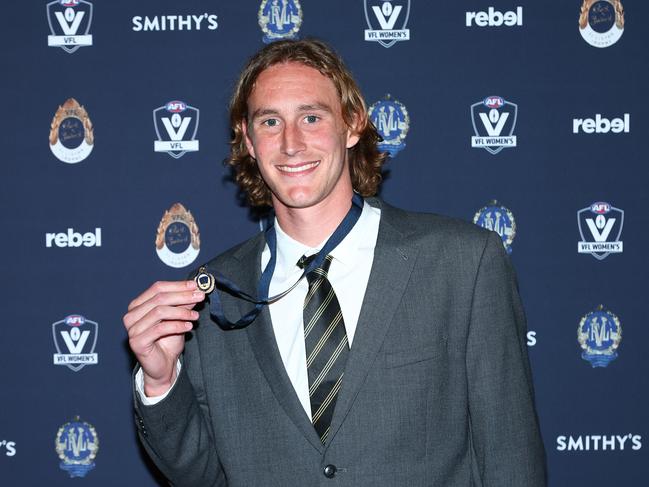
[133,329,227,487]
[466,231,547,486]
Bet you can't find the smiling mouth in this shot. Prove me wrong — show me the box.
[276,161,320,174]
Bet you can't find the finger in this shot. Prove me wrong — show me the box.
[124,290,204,328]
[129,320,192,357]
[127,306,199,338]
[128,280,197,311]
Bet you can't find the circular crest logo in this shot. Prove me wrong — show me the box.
[473,201,516,254]
[579,0,624,48]
[155,203,200,268]
[578,305,622,367]
[55,416,99,478]
[368,94,410,158]
[49,98,94,163]
[258,0,302,44]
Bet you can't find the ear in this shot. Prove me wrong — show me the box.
[345,113,362,149]
[242,119,256,159]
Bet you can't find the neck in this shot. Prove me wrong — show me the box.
[274,194,354,248]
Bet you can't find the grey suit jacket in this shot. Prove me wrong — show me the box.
[134,199,546,486]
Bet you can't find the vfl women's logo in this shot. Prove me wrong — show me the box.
[52,314,99,371]
[579,0,624,48]
[49,98,94,164]
[153,101,200,159]
[471,96,518,155]
[156,203,200,268]
[578,305,622,367]
[368,94,409,158]
[578,201,623,260]
[55,417,99,478]
[47,0,93,53]
[258,0,302,44]
[364,0,411,48]
[473,201,516,254]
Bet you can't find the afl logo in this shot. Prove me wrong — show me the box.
[155,203,200,268]
[579,0,624,48]
[49,98,94,164]
[483,96,504,109]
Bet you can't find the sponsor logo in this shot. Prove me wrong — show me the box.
[0,440,16,457]
[578,305,622,367]
[49,98,94,164]
[368,94,409,158]
[47,0,93,53]
[557,434,641,451]
[573,113,630,133]
[153,100,200,159]
[471,96,517,154]
[527,331,537,347]
[132,14,218,31]
[52,315,99,371]
[156,203,200,268]
[364,0,410,48]
[46,228,102,248]
[56,417,98,478]
[258,0,302,44]
[577,201,623,260]
[473,201,516,254]
[579,0,624,48]
[466,6,523,27]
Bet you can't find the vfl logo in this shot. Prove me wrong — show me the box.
[52,315,98,371]
[471,96,518,154]
[364,0,410,48]
[577,201,623,260]
[368,94,409,158]
[156,203,200,268]
[258,0,302,44]
[47,0,93,53]
[579,0,624,48]
[578,305,622,367]
[473,201,516,254]
[153,101,200,159]
[55,417,99,478]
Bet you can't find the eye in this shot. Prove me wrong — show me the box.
[304,115,319,124]
[262,118,279,127]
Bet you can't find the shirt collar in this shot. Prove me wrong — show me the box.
[273,201,374,278]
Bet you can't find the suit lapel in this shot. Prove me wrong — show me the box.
[233,236,324,453]
[327,203,419,445]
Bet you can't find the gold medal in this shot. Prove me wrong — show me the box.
[194,266,215,294]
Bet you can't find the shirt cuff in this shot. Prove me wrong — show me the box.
[135,360,182,406]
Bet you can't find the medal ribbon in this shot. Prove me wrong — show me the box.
[205,193,364,329]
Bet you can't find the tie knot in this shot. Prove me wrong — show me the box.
[297,254,333,282]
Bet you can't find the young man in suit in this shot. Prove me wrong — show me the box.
[124,39,546,486]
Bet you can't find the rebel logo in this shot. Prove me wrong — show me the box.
[46,228,102,248]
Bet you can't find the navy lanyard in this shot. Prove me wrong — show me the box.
[206,193,364,329]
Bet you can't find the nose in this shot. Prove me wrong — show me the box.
[281,122,306,156]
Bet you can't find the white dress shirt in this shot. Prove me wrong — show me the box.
[137,201,381,415]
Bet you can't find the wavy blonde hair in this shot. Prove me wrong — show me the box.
[228,39,387,207]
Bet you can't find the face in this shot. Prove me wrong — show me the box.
[243,62,360,214]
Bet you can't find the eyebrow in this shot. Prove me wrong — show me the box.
[249,103,333,121]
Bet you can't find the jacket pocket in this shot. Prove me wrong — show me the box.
[381,341,446,369]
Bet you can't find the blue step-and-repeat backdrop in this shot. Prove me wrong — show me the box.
[1,1,648,485]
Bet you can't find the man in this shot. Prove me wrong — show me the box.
[124,39,546,486]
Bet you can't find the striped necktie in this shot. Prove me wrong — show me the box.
[299,254,349,444]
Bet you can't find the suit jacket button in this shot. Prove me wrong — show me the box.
[323,464,336,478]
